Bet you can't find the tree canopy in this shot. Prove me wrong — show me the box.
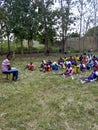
[0,0,98,53]
[85,26,98,36]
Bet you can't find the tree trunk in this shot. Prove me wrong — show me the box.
[44,35,49,54]
[83,36,85,53]
[28,39,33,54]
[79,36,81,52]
[21,40,24,54]
[7,35,10,52]
[30,39,33,54]
[28,39,30,53]
[62,33,66,53]
[0,37,3,55]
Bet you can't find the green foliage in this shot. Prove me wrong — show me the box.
[0,0,75,54]
[85,26,98,36]
[69,32,80,37]
[56,0,75,53]
[37,0,57,51]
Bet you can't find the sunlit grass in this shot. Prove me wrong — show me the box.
[0,54,98,130]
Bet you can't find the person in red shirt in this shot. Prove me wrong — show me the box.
[24,62,35,71]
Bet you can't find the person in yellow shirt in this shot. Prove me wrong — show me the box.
[74,54,79,62]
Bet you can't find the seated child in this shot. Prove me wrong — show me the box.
[73,63,80,74]
[39,60,51,72]
[79,62,86,72]
[44,62,51,72]
[47,60,53,69]
[86,60,94,70]
[58,64,74,79]
[65,59,71,67]
[52,61,59,71]
[63,64,73,77]
[80,64,98,84]
[71,57,77,66]
[74,54,80,62]
[39,60,46,72]
[25,62,35,71]
[82,56,87,64]
[79,55,83,62]
[58,57,64,68]
[63,56,67,62]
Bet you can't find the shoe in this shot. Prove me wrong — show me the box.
[63,74,65,78]
[71,76,74,80]
[80,80,86,84]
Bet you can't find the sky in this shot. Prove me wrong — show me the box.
[53,0,98,35]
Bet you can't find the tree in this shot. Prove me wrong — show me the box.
[69,32,80,37]
[37,0,57,53]
[11,0,32,54]
[57,0,74,53]
[85,26,98,36]
[1,0,14,52]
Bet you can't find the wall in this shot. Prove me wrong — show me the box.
[66,36,97,51]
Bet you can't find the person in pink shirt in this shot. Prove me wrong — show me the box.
[63,64,73,77]
[1,53,18,81]
[58,64,74,79]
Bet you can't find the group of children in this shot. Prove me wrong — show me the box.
[25,53,98,84]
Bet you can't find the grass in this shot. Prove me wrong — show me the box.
[0,53,98,130]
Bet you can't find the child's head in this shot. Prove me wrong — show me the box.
[93,64,98,72]
[6,53,12,60]
[67,64,71,68]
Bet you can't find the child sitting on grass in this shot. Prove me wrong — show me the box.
[63,64,74,78]
[79,62,86,72]
[24,62,35,71]
[52,61,59,72]
[39,60,51,72]
[58,64,74,79]
[80,64,98,84]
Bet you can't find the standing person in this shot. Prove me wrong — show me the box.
[1,53,18,81]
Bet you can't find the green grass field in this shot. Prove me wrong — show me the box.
[0,54,98,130]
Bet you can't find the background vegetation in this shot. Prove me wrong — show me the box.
[0,0,98,54]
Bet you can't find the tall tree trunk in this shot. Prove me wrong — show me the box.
[7,35,10,52]
[79,0,83,53]
[28,39,33,54]
[28,39,30,53]
[83,36,85,53]
[20,40,24,54]
[0,37,3,55]
[93,0,97,49]
[44,35,48,54]
[62,35,65,53]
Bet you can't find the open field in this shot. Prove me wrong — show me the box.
[0,53,98,130]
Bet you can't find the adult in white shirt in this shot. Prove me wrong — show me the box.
[1,53,18,81]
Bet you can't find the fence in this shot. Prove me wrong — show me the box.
[66,36,97,51]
